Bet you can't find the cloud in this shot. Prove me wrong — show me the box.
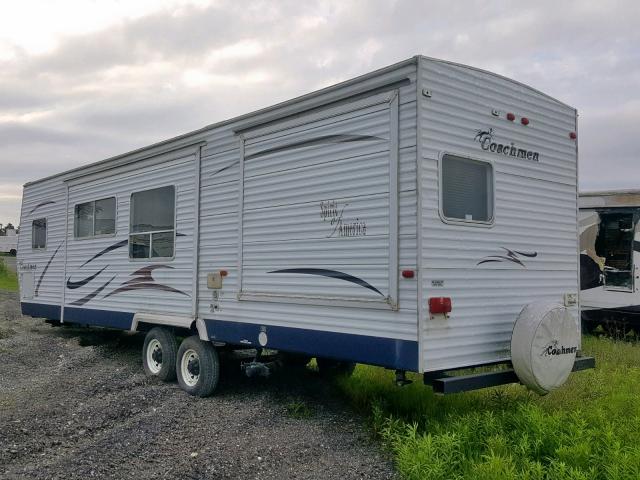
[1,0,639,226]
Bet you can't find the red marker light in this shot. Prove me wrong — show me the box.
[521,117,530,126]
[428,297,452,314]
[219,270,228,277]
[569,132,577,140]
[506,113,515,121]
[401,270,415,279]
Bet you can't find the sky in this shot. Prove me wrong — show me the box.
[1,0,639,227]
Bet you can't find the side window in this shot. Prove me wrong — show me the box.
[129,186,175,259]
[441,154,494,224]
[74,197,116,238]
[32,218,47,249]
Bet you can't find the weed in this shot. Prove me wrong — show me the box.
[0,259,18,291]
[286,398,313,418]
[337,336,640,479]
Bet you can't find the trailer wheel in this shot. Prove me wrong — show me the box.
[176,336,220,397]
[316,358,356,377]
[9,249,16,256]
[142,327,178,381]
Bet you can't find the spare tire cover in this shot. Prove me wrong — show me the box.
[511,301,580,395]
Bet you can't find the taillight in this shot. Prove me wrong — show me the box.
[401,270,415,279]
[428,297,452,315]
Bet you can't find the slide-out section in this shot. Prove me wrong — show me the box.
[239,92,398,308]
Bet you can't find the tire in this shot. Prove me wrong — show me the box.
[176,336,220,397]
[142,327,178,382]
[9,249,16,256]
[316,357,356,377]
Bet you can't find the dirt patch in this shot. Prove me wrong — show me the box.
[0,291,395,479]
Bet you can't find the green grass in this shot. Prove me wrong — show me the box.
[0,259,18,291]
[336,336,640,479]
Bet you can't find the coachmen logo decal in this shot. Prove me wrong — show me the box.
[541,340,578,357]
[474,128,540,161]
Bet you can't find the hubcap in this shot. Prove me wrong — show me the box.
[181,349,200,387]
[146,339,163,374]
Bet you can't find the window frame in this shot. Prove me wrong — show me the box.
[128,185,177,261]
[73,196,117,239]
[31,217,47,250]
[438,152,495,227]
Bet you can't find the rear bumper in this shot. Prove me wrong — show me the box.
[423,356,595,395]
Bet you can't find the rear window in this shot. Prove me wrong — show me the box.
[441,154,494,224]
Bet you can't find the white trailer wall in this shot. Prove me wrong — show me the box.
[417,58,579,371]
[196,61,420,368]
[18,179,66,317]
[62,148,198,324]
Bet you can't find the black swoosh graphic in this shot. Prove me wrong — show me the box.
[70,275,117,306]
[29,200,56,215]
[268,268,384,297]
[66,266,108,289]
[245,134,384,160]
[512,249,537,258]
[477,248,537,267]
[210,160,239,178]
[102,264,188,299]
[35,242,63,296]
[477,256,525,267]
[104,283,189,298]
[81,239,128,267]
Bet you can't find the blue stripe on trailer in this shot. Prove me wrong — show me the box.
[20,302,418,371]
[203,318,419,371]
[21,302,133,330]
[63,306,134,330]
[21,302,61,320]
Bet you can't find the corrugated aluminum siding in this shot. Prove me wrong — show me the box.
[240,95,394,303]
[197,62,419,342]
[18,179,66,306]
[418,58,578,371]
[63,153,197,315]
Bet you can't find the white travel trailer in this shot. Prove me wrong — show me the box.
[18,56,592,396]
[580,190,640,331]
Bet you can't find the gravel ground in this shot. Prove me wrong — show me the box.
[0,291,396,479]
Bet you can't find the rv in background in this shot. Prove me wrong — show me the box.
[0,227,18,255]
[580,190,640,332]
[18,56,591,397]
